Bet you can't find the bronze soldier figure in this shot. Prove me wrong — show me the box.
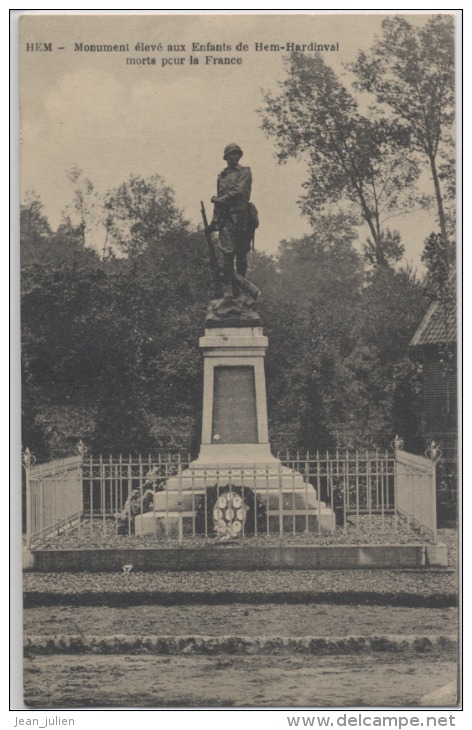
[207,143,260,299]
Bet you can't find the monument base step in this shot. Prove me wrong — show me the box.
[135,509,336,537]
[152,490,328,512]
[166,461,310,490]
[151,458,336,535]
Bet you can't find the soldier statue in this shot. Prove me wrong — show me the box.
[206,143,260,300]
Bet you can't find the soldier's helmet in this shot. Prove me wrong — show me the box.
[223,143,243,160]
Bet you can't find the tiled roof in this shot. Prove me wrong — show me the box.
[410,298,457,346]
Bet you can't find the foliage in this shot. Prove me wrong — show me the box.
[63,166,106,251]
[105,174,187,257]
[260,53,419,266]
[422,232,454,302]
[21,170,429,460]
[436,459,458,527]
[21,182,210,458]
[20,193,52,251]
[363,229,404,266]
[352,15,455,245]
[251,216,428,452]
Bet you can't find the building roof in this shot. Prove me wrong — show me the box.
[410,298,457,347]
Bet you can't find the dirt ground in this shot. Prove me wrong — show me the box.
[23,653,458,708]
[22,603,459,709]
[24,603,458,638]
[21,530,459,709]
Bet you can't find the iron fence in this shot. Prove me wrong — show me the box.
[81,452,189,537]
[395,447,438,543]
[279,449,396,522]
[78,449,430,544]
[23,445,439,548]
[23,449,84,548]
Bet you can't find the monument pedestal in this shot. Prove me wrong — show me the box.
[195,326,273,464]
[135,307,335,537]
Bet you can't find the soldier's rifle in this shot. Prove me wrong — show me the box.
[201,201,223,298]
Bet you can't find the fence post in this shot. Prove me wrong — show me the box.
[76,441,87,537]
[22,448,35,550]
[431,459,438,545]
[177,460,183,547]
[391,436,404,534]
[426,441,441,545]
[343,449,348,532]
[278,460,284,540]
[128,455,132,538]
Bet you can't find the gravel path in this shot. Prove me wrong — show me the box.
[23,529,458,605]
[24,603,458,638]
[23,568,457,604]
[39,515,432,549]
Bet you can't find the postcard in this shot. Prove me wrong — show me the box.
[16,11,460,714]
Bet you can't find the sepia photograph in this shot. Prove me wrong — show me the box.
[16,10,460,711]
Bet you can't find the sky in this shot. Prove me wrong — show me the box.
[19,11,454,269]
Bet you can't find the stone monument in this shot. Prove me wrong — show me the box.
[135,144,335,538]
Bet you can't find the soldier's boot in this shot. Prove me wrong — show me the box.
[235,251,260,299]
[244,279,261,300]
[232,272,260,300]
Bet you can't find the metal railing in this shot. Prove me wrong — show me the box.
[279,449,396,524]
[394,441,439,543]
[23,447,84,549]
[81,452,188,537]
[23,443,440,548]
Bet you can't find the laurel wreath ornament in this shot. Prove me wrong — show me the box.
[213,490,249,538]
[194,484,266,538]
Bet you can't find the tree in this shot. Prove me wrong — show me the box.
[105,174,186,257]
[20,178,211,457]
[273,213,362,310]
[260,53,419,266]
[20,193,53,266]
[253,217,366,449]
[354,263,428,448]
[63,166,106,251]
[352,15,455,249]
[20,191,100,272]
[251,211,429,451]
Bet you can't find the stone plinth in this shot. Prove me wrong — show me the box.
[196,326,271,465]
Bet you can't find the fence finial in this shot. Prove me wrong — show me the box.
[391,435,404,452]
[22,447,35,469]
[76,440,88,458]
[426,441,442,462]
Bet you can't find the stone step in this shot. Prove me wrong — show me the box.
[152,490,326,512]
[165,464,308,490]
[135,508,336,536]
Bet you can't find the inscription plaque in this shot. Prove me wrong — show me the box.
[212,366,258,443]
